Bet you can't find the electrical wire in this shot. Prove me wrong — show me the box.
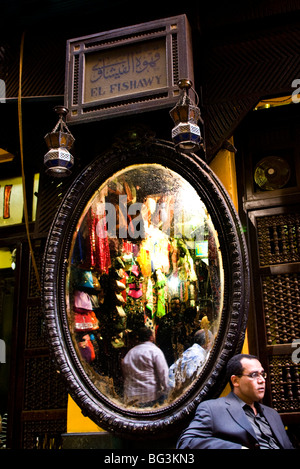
[18,32,41,291]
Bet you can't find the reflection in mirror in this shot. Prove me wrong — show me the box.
[67,164,224,410]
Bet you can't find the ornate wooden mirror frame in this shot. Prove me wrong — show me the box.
[42,135,249,439]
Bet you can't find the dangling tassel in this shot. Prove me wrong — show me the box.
[87,210,96,269]
[94,210,111,274]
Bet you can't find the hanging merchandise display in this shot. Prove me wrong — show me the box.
[67,164,223,405]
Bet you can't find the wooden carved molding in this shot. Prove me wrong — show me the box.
[42,136,249,438]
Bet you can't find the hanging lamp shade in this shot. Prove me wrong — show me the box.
[44,106,75,177]
[170,79,202,153]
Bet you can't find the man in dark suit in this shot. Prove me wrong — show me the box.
[176,353,294,449]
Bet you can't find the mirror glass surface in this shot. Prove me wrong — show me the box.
[66,163,224,410]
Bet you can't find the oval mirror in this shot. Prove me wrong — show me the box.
[42,138,249,438]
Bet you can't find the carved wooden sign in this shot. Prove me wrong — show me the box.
[84,38,167,103]
[64,15,194,123]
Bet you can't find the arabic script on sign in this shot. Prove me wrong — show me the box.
[84,38,167,103]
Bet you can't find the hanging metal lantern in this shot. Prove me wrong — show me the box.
[44,106,75,177]
[170,79,202,153]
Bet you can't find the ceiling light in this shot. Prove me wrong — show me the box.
[170,79,202,153]
[44,106,75,177]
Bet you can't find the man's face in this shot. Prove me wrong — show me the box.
[232,358,266,405]
[171,299,180,314]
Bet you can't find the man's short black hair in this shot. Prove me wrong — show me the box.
[171,296,180,304]
[226,353,259,389]
[193,330,206,346]
[137,326,153,342]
